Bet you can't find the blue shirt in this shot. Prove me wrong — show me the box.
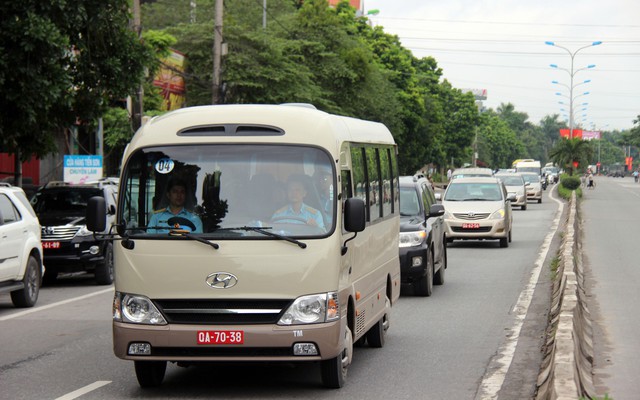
[149,208,203,233]
[271,203,325,230]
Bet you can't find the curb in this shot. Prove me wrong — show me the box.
[536,191,595,400]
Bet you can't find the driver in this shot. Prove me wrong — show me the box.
[149,178,203,233]
[271,174,325,230]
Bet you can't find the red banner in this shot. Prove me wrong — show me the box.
[559,129,583,139]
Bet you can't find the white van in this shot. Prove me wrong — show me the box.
[514,160,541,176]
[88,104,401,388]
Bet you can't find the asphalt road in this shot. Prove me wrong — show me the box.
[0,190,562,400]
[582,175,640,399]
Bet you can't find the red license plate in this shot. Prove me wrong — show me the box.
[197,330,244,345]
[462,223,480,229]
[42,241,61,249]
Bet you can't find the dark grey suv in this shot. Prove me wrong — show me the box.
[30,179,117,285]
[399,175,447,296]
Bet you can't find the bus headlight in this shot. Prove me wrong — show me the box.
[113,292,167,325]
[278,292,339,325]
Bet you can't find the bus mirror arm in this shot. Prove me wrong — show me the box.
[341,232,358,256]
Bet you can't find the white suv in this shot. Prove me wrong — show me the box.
[0,183,44,307]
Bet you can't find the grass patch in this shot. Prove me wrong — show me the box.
[557,182,582,200]
[550,256,561,280]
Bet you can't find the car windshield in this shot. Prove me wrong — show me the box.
[521,174,539,184]
[399,186,421,216]
[31,187,102,215]
[443,182,502,201]
[120,144,335,238]
[497,176,524,186]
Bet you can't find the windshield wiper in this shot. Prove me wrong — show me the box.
[168,229,219,250]
[221,226,307,249]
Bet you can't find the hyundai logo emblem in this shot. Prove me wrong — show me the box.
[205,272,238,289]
[468,212,475,218]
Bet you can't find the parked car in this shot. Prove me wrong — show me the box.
[30,179,118,285]
[438,177,514,248]
[450,167,494,180]
[495,173,527,210]
[399,176,446,296]
[0,183,44,307]
[520,172,542,203]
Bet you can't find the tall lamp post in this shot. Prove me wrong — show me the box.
[546,41,602,138]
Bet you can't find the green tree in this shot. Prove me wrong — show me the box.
[477,113,524,168]
[0,0,151,160]
[494,103,547,163]
[549,138,594,176]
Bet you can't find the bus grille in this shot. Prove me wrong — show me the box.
[153,299,293,325]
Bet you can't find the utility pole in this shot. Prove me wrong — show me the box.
[131,0,143,131]
[212,0,223,104]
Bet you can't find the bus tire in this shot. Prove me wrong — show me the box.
[321,326,352,388]
[134,360,166,388]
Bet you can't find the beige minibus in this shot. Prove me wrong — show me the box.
[88,104,400,388]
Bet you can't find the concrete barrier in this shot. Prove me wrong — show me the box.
[536,191,596,399]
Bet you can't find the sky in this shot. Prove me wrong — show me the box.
[362,0,640,132]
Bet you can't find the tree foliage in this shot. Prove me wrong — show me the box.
[549,138,594,176]
[0,0,152,160]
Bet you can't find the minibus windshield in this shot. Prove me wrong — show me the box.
[120,144,335,238]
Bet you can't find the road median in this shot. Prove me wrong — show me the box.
[536,191,596,399]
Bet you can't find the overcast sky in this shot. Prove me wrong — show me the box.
[363,0,640,132]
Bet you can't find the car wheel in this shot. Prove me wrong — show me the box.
[95,242,114,285]
[509,229,512,243]
[367,295,390,347]
[521,204,527,211]
[538,198,542,204]
[499,236,509,248]
[321,325,352,388]
[414,250,433,297]
[134,360,167,388]
[11,256,41,308]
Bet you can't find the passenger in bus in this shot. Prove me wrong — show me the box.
[149,178,203,233]
[271,174,325,230]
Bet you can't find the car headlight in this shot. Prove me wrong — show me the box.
[76,225,94,237]
[490,208,506,220]
[278,292,339,325]
[399,231,426,248]
[113,292,167,325]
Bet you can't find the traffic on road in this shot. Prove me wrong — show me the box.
[1,172,563,399]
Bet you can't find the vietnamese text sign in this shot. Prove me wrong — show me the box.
[63,155,103,184]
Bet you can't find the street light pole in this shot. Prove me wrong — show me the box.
[546,41,602,139]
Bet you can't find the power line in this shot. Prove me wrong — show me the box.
[376,16,640,29]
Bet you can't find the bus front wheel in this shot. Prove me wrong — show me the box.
[321,325,353,388]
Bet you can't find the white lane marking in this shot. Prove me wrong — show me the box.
[475,187,564,400]
[0,287,114,321]
[54,381,112,400]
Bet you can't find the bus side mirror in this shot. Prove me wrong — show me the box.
[344,198,365,233]
[87,196,107,232]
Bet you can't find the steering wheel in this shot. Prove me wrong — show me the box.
[167,216,197,232]
[270,215,309,225]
